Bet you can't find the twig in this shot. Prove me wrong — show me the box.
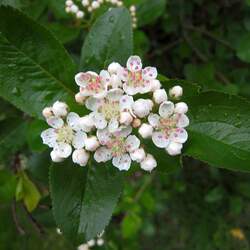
[12,202,25,235]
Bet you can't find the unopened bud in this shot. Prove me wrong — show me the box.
[85,136,99,152]
[140,154,157,172]
[169,85,183,99]
[72,149,89,166]
[138,123,153,139]
[153,89,168,104]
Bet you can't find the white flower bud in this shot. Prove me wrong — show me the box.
[169,85,183,99]
[130,148,146,163]
[120,112,133,125]
[87,6,93,12]
[175,102,188,114]
[87,239,95,247]
[117,1,123,6]
[72,149,89,167]
[56,228,62,235]
[66,0,73,6]
[85,136,99,152]
[50,150,64,163]
[81,0,89,6]
[140,154,157,172]
[76,11,84,19]
[92,1,100,9]
[108,62,121,74]
[132,99,153,118]
[166,142,183,156]
[70,4,79,13]
[77,244,89,250]
[97,238,104,246]
[138,123,153,139]
[132,118,141,128]
[79,115,94,132]
[75,93,87,104]
[52,101,68,117]
[42,107,53,118]
[153,89,168,104]
[130,5,136,12]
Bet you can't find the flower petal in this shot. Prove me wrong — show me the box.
[108,118,119,133]
[176,114,190,128]
[117,67,128,81]
[148,113,160,127]
[159,101,174,118]
[123,83,139,95]
[112,154,131,171]
[47,116,64,129]
[152,131,170,148]
[67,112,80,130]
[114,126,132,138]
[127,55,142,72]
[142,67,157,80]
[90,112,107,129]
[125,135,140,152]
[106,88,124,101]
[94,147,112,163]
[54,143,72,158]
[170,128,188,143]
[72,131,87,149]
[85,97,103,111]
[119,95,134,111]
[100,70,111,86]
[139,81,153,94]
[93,89,107,99]
[75,71,97,87]
[97,128,112,145]
[41,128,57,148]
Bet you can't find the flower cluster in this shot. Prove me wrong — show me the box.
[41,56,189,172]
[65,0,137,28]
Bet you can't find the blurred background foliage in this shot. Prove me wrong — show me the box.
[1,0,250,249]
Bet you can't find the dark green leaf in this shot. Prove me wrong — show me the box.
[80,7,133,72]
[0,6,77,118]
[0,170,17,203]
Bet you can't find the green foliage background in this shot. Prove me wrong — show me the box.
[1,0,250,249]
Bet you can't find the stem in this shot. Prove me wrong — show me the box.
[12,201,25,235]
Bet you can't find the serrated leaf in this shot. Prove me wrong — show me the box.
[80,7,133,72]
[184,91,250,172]
[0,6,77,118]
[50,160,123,243]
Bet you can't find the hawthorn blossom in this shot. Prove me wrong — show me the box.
[75,70,110,99]
[117,55,158,95]
[41,112,87,161]
[85,88,134,132]
[94,126,141,171]
[147,101,189,156]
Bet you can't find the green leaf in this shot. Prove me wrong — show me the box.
[136,0,166,27]
[236,33,250,63]
[122,212,142,239]
[50,160,124,243]
[0,6,77,118]
[16,171,41,212]
[184,91,250,172]
[0,0,21,7]
[80,7,133,72]
[0,170,17,203]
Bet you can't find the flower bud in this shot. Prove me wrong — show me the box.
[76,11,84,19]
[166,142,183,156]
[132,99,153,118]
[75,93,87,104]
[70,4,78,13]
[42,107,53,118]
[120,112,133,125]
[151,79,161,91]
[50,150,64,163]
[138,123,153,138]
[85,136,100,152]
[175,102,188,114]
[130,5,136,12]
[140,154,157,172]
[87,239,95,247]
[81,0,89,6]
[92,1,100,9]
[130,148,146,163]
[97,239,104,246]
[153,89,168,104]
[72,149,89,167]
[108,62,121,74]
[52,101,68,117]
[132,118,141,128]
[169,85,183,99]
[79,115,94,132]
[66,0,73,6]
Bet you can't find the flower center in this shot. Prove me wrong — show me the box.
[127,71,143,87]
[107,136,126,157]
[57,126,74,144]
[86,75,103,93]
[100,100,120,120]
[158,116,178,137]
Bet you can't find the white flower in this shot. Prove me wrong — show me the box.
[50,150,64,163]
[132,99,153,118]
[174,102,188,114]
[120,111,133,126]
[148,101,189,155]
[87,239,95,247]
[166,142,183,156]
[117,55,158,95]
[153,89,168,104]
[130,148,146,163]
[78,244,89,250]
[75,70,110,99]
[94,126,140,171]
[84,136,100,152]
[169,85,183,99]
[72,149,90,166]
[140,154,157,172]
[108,62,122,74]
[85,89,134,132]
[41,112,87,160]
[42,107,53,118]
[96,238,104,246]
[150,79,161,91]
[76,10,84,18]
[52,101,68,117]
[138,123,153,139]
